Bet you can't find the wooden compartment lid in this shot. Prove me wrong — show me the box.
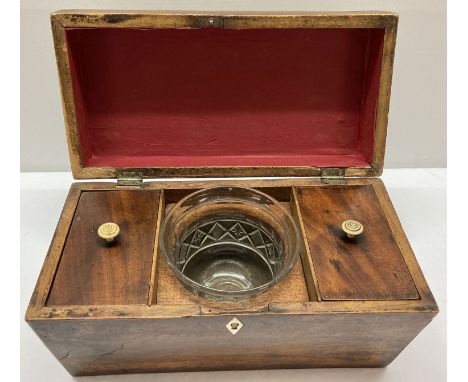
[51,10,398,179]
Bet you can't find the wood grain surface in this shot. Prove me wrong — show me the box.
[295,185,419,301]
[47,189,160,305]
[26,179,438,376]
[28,311,434,376]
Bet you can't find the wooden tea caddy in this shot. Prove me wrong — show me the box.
[26,10,438,376]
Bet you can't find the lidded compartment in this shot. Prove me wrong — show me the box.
[51,11,398,179]
[47,188,162,306]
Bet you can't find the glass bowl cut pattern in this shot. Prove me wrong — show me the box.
[159,187,301,300]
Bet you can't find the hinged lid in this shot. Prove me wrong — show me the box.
[51,10,398,179]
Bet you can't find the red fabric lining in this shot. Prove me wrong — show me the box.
[65,27,384,168]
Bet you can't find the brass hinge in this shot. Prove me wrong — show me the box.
[320,168,346,184]
[116,171,144,188]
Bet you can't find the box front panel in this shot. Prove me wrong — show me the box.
[29,311,433,376]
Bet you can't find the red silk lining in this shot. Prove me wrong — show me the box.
[65,27,384,168]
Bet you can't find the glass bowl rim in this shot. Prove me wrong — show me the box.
[159,186,301,299]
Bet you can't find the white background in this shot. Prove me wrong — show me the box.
[20,0,446,171]
[16,1,451,381]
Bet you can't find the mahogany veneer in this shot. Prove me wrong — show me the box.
[295,185,419,301]
[47,190,160,306]
[27,179,438,376]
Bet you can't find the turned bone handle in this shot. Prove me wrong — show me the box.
[98,222,120,243]
[341,220,363,239]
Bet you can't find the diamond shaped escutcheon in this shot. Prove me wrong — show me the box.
[226,317,243,335]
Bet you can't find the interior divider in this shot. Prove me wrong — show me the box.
[291,187,321,302]
[148,189,165,306]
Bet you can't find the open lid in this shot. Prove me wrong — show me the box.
[51,11,398,179]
